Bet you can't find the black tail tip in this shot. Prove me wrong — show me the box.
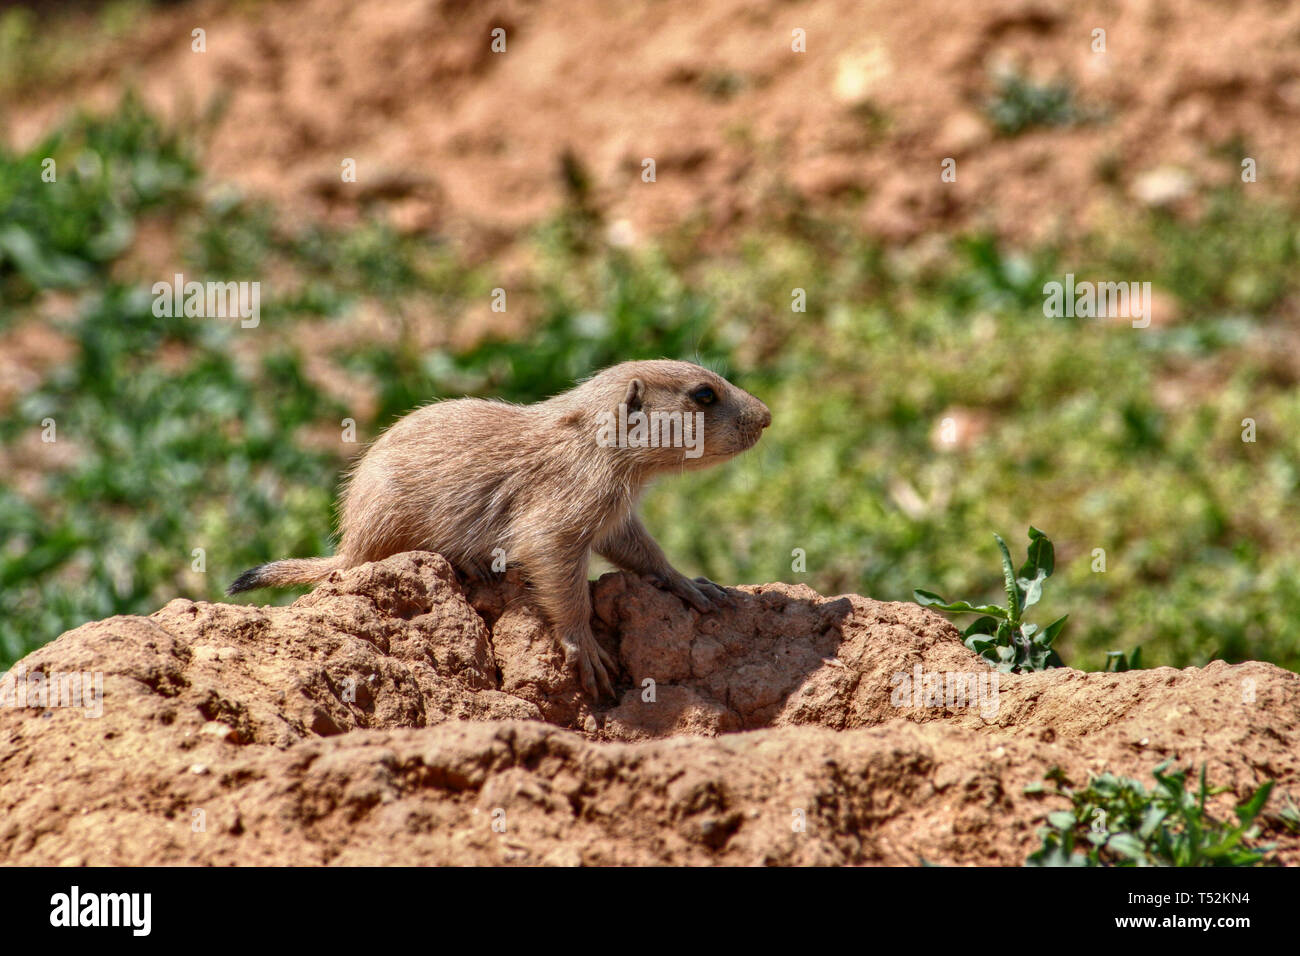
[226,566,266,596]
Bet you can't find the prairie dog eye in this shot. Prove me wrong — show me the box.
[690,385,717,406]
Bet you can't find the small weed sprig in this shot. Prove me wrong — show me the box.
[915,527,1066,672]
[1104,647,1143,672]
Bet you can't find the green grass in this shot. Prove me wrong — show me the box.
[0,91,195,309]
[1025,763,1276,866]
[3,97,1300,676]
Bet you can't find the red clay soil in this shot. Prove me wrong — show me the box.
[13,0,1300,250]
[1,551,1296,865]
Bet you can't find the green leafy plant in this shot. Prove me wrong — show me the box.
[1025,762,1276,867]
[0,91,196,304]
[915,527,1067,672]
[1105,647,1143,672]
[985,71,1083,136]
[1278,796,1300,835]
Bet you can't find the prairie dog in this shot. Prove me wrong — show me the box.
[228,360,771,697]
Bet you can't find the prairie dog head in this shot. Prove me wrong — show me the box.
[577,360,771,474]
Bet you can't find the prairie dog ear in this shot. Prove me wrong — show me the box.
[621,377,645,413]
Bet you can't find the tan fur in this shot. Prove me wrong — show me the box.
[228,360,771,696]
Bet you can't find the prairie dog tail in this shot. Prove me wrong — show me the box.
[226,556,345,594]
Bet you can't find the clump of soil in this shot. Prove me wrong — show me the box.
[2,551,1296,865]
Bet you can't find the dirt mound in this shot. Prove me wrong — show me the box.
[2,551,1297,865]
[16,0,1300,249]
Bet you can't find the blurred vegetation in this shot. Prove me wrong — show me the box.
[2,97,1299,675]
[0,1,149,99]
[984,69,1088,136]
[0,96,196,298]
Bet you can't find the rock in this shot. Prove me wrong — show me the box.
[832,42,894,107]
[198,720,239,743]
[1131,165,1194,207]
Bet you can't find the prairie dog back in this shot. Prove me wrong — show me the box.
[228,360,771,697]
